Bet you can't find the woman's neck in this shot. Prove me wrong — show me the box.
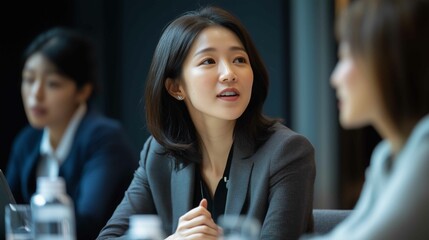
[47,106,79,150]
[48,124,68,150]
[373,115,416,156]
[196,120,234,198]
[195,118,235,176]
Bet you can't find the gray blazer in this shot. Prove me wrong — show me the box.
[98,123,315,240]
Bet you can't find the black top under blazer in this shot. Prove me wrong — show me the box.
[98,122,316,240]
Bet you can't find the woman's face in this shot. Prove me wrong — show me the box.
[330,42,383,128]
[21,53,86,129]
[177,26,253,123]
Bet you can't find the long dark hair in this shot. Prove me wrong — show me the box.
[337,0,429,135]
[145,6,276,165]
[23,27,98,98]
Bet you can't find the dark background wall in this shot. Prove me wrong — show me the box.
[1,0,379,209]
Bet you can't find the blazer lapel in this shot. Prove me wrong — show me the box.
[22,142,41,201]
[225,143,254,215]
[171,162,195,231]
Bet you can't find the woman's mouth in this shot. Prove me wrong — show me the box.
[217,88,240,101]
[29,106,47,117]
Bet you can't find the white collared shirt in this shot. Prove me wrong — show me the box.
[37,104,87,178]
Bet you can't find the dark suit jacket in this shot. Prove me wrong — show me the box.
[6,110,139,240]
[98,122,315,240]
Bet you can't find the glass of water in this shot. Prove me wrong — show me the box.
[218,215,260,240]
[5,204,33,240]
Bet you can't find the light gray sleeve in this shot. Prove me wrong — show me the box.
[348,137,429,240]
[309,137,429,240]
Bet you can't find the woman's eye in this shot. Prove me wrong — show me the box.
[22,77,34,84]
[47,80,62,88]
[201,58,216,65]
[234,57,247,63]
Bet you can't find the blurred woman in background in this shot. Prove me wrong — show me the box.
[308,0,429,239]
[6,27,139,239]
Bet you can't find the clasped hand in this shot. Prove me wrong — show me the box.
[166,199,222,240]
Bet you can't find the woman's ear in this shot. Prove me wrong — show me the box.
[165,78,185,100]
[77,84,93,103]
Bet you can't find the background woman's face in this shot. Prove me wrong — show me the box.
[21,53,83,129]
[330,42,383,129]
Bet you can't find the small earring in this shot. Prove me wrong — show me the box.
[176,95,184,100]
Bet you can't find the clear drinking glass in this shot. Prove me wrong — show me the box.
[4,204,33,240]
[218,215,260,240]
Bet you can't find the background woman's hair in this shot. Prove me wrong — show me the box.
[23,27,99,97]
[144,6,276,165]
[337,0,429,134]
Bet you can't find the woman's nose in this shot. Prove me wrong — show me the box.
[31,80,44,100]
[219,62,237,82]
[330,63,340,89]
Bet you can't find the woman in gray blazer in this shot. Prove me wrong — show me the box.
[98,6,315,240]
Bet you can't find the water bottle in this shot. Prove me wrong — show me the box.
[127,214,164,240]
[31,177,76,240]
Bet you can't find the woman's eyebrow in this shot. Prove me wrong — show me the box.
[194,46,246,57]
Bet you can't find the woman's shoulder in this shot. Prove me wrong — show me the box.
[76,110,131,142]
[248,122,315,161]
[407,114,429,146]
[14,125,42,144]
[10,125,42,155]
[75,111,136,150]
[267,122,314,147]
[248,122,315,172]
[139,136,173,169]
[80,110,123,131]
[396,114,429,167]
[141,135,165,152]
